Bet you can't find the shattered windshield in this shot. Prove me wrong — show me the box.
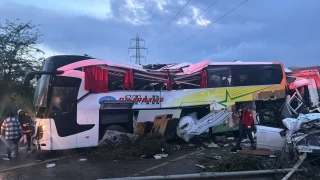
[33,74,51,107]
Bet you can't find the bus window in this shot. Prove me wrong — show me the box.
[232,65,283,86]
[207,66,232,88]
[232,65,260,86]
[50,76,81,115]
[259,65,283,85]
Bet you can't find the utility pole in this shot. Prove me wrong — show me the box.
[128,34,148,65]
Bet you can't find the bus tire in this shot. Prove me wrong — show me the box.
[105,125,126,133]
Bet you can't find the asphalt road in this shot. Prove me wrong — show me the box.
[0,139,304,180]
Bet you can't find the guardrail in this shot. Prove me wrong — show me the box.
[98,168,305,180]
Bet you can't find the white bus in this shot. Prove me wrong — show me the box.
[24,55,287,150]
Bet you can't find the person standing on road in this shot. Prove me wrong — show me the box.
[1,108,23,160]
[18,110,33,152]
[235,104,255,150]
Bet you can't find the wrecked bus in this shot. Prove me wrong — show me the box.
[24,55,286,150]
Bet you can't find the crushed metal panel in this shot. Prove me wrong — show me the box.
[256,125,286,151]
[282,113,320,133]
[188,111,232,135]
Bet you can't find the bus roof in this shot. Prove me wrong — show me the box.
[209,62,281,65]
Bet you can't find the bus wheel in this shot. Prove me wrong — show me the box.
[105,125,126,133]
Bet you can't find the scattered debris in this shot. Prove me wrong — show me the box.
[214,156,222,160]
[46,163,56,168]
[227,137,235,141]
[3,158,10,161]
[156,154,168,158]
[90,133,172,160]
[203,154,261,172]
[238,149,274,156]
[78,158,87,162]
[203,155,220,160]
[195,164,205,169]
[269,155,276,158]
[188,143,195,147]
[99,130,139,146]
[154,154,162,159]
[203,142,219,148]
[282,153,307,180]
[216,135,227,144]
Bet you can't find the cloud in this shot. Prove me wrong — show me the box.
[203,42,320,67]
[2,0,112,20]
[0,0,319,68]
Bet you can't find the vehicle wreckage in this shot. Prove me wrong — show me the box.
[256,67,320,154]
[23,55,320,151]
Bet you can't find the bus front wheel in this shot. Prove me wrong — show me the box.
[105,125,126,133]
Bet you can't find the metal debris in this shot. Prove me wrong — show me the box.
[203,142,219,148]
[46,163,56,168]
[281,153,307,180]
[195,164,205,169]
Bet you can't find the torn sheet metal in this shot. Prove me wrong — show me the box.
[282,113,320,142]
[188,111,232,135]
[282,113,320,153]
[177,111,232,142]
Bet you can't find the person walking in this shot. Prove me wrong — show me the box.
[1,108,23,160]
[235,104,256,150]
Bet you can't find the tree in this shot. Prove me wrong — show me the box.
[0,19,44,84]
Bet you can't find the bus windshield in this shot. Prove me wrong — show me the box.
[34,74,51,107]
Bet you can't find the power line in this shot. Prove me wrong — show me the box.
[147,0,192,48]
[140,0,163,37]
[159,0,249,55]
[164,0,219,44]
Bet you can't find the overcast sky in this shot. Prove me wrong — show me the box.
[0,0,319,67]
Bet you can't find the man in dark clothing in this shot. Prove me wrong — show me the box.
[235,104,255,150]
[18,110,33,151]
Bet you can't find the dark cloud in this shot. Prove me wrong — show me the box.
[0,0,319,67]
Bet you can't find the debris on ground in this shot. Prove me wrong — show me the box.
[78,158,87,161]
[154,154,161,159]
[238,149,274,156]
[203,142,219,148]
[202,154,263,172]
[154,153,168,159]
[282,153,307,180]
[215,135,227,144]
[46,163,56,168]
[195,164,205,169]
[90,133,172,160]
[99,130,139,146]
